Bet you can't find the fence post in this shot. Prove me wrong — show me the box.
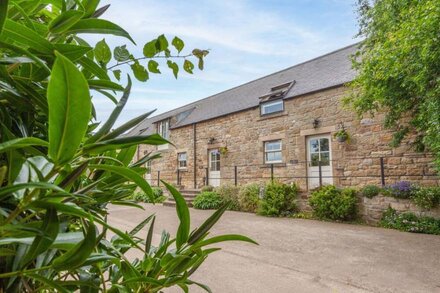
[318,160,322,187]
[234,166,238,186]
[380,157,385,187]
[177,169,180,186]
[205,167,209,186]
[157,171,160,187]
[270,164,274,182]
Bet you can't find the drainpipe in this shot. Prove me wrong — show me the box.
[193,123,197,189]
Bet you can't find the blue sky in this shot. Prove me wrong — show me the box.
[92,0,360,126]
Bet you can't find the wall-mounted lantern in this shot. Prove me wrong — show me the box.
[312,118,320,129]
[208,137,216,144]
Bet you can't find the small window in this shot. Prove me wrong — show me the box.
[157,119,170,140]
[264,140,282,163]
[145,161,152,175]
[260,99,284,115]
[178,152,187,169]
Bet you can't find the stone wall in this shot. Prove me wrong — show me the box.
[359,195,440,224]
[138,85,439,190]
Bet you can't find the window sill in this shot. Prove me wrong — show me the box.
[261,163,286,168]
[257,112,288,121]
[177,168,188,172]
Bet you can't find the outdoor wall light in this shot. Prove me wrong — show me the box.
[208,137,216,144]
[313,118,320,129]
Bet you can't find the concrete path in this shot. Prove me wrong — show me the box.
[108,204,440,293]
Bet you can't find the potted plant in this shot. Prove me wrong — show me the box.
[219,146,229,155]
[334,128,349,143]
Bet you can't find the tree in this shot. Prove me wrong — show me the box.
[348,0,440,169]
[0,1,255,292]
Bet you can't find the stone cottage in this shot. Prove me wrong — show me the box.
[127,43,439,192]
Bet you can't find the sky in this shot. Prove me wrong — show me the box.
[90,0,361,127]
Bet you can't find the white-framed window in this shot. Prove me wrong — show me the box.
[145,160,152,175]
[157,119,170,140]
[260,99,284,115]
[177,152,187,169]
[264,140,282,163]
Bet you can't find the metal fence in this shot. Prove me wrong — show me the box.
[152,155,439,188]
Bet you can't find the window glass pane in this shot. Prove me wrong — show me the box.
[320,152,330,166]
[309,139,319,153]
[310,153,320,166]
[265,140,281,151]
[320,138,329,152]
[261,100,283,114]
[215,161,220,171]
[266,151,282,163]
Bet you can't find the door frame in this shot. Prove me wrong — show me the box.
[306,134,333,189]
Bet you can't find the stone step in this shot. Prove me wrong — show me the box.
[162,189,199,208]
[163,199,193,207]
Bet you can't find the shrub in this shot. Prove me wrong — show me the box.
[201,185,214,192]
[361,185,382,198]
[193,191,224,210]
[383,181,416,199]
[309,185,358,221]
[258,181,299,216]
[238,183,261,213]
[379,207,440,235]
[411,187,440,210]
[133,187,165,203]
[215,184,240,211]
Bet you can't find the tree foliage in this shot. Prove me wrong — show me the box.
[348,0,440,169]
[0,1,255,292]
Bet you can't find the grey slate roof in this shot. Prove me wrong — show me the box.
[127,43,359,136]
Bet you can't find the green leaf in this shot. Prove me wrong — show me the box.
[145,216,155,253]
[131,62,149,82]
[99,110,156,141]
[83,134,169,154]
[192,234,258,250]
[183,60,194,74]
[59,161,89,189]
[78,56,110,80]
[2,19,53,54]
[53,44,93,62]
[67,19,135,44]
[171,36,184,53]
[83,0,100,17]
[161,181,190,249]
[167,60,179,79]
[148,60,161,74]
[21,208,59,266]
[89,164,153,200]
[48,52,91,166]
[129,214,154,237]
[0,0,8,35]
[188,202,229,245]
[26,273,70,293]
[156,34,169,52]
[0,41,51,73]
[113,69,121,80]
[86,76,131,144]
[88,79,124,91]
[52,222,97,270]
[0,182,65,200]
[187,280,212,293]
[94,38,111,65]
[0,137,48,153]
[143,40,157,58]
[114,45,130,62]
[49,10,84,34]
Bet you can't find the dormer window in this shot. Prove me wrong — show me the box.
[157,119,170,140]
[259,80,295,116]
[260,99,284,115]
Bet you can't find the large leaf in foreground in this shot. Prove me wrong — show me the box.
[47,52,91,166]
[162,181,190,249]
[67,19,135,44]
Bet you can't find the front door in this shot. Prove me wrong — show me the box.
[307,135,333,189]
[208,149,221,187]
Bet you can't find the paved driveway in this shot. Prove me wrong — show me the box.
[108,204,440,293]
